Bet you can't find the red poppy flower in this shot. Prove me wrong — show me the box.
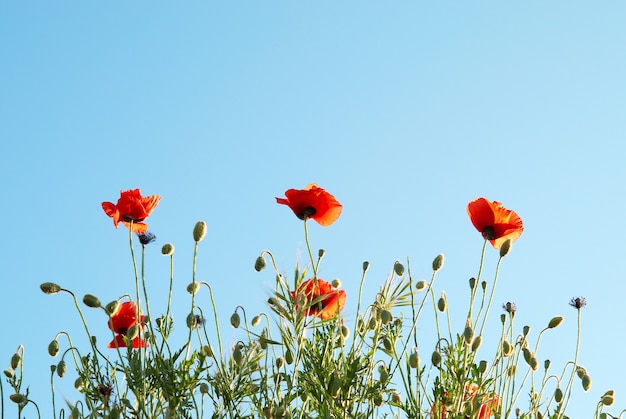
[276,184,342,226]
[107,301,147,349]
[102,189,161,233]
[431,384,499,419]
[466,198,523,249]
[291,278,346,320]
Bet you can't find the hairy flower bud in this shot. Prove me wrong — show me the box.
[463,325,474,345]
[161,243,175,256]
[276,357,285,370]
[391,391,402,404]
[502,340,513,357]
[57,360,67,378]
[186,313,198,329]
[331,278,341,289]
[544,359,551,370]
[471,336,482,352]
[232,346,243,366]
[285,349,294,365]
[251,315,262,327]
[415,280,428,291]
[48,340,60,357]
[199,383,209,394]
[9,393,25,404]
[393,261,405,276]
[193,221,207,243]
[10,353,21,370]
[380,309,393,325]
[382,337,393,351]
[82,294,101,308]
[431,350,442,367]
[340,325,350,340]
[548,316,564,329]
[499,239,512,257]
[554,387,563,403]
[254,255,267,272]
[409,349,420,369]
[40,282,61,295]
[74,377,86,392]
[582,374,592,391]
[437,292,447,312]
[432,254,444,272]
[230,312,241,328]
[104,300,120,316]
[576,366,587,379]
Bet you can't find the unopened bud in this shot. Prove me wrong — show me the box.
[186,313,198,329]
[276,357,285,370]
[233,347,243,365]
[3,370,13,379]
[40,282,61,295]
[82,294,101,308]
[10,353,21,370]
[127,325,140,340]
[393,261,405,276]
[499,239,512,257]
[582,374,592,391]
[251,315,262,327]
[199,382,209,394]
[104,300,119,315]
[530,357,539,371]
[74,377,86,391]
[409,349,420,368]
[432,254,444,272]
[161,243,175,256]
[254,256,267,272]
[463,326,474,345]
[437,293,447,312]
[380,310,393,325]
[601,395,614,406]
[341,325,350,339]
[554,387,563,403]
[383,337,393,351]
[187,282,201,295]
[57,360,67,378]
[193,221,207,242]
[416,281,427,291]
[576,366,587,379]
[391,391,402,404]
[230,312,241,328]
[378,364,389,383]
[48,340,60,357]
[548,316,564,329]
[202,345,214,357]
[478,360,488,373]
[523,348,532,364]
[431,350,441,367]
[285,349,294,365]
[471,336,482,352]
[9,393,25,404]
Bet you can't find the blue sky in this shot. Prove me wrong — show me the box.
[2,2,626,416]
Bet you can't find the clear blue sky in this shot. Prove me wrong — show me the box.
[2,2,625,416]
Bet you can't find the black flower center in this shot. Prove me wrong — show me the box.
[482,226,495,240]
[297,206,317,221]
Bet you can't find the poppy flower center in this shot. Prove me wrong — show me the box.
[122,215,146,222]
[297,206,317,221]
[482,226,495,240]
[118,328,128,335]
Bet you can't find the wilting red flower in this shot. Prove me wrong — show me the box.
[102,189,161,233]
[276,184,342,226]
[291,278,346,320]
[107,301,147,349]
[431,384,499,419]
[466,198,523,249]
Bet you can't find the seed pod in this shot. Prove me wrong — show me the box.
[362,261,370,272]
[478,360,488,373]
[499,239,512,257]
[523,325,530,336]
[331,278,341,289]
[161,243,175,256]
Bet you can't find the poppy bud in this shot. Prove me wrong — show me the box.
[378,364,389,383]
[383,337,393,351]
[499,239,512,257]
[576,366,587,379]
[548,316,564,329]
[437,293,447,312]
[530,357,539,371]
[251,315,262,327]
[48,340,60,357]
[363,261,370,272]
[193,221,207,242]
[601,395,614,406]
[74,377,86,391]
[40,282,61,295]
[161,243,175,256]
[187,282,201,295]
[127,325,140,340]
[502,340,513,357]
[471,336,482,352]
[373,392,384,407]
[233,346,244,366]
[522,348,532,364]
[432,254,444,272]
[10,353,21,370]
[276,357,285,370]
[9,393,25,404]
[431,350,442,367]
[409,349,420,369]
[82,294,101,308]
[331,278,341,289]
[554,387,563,403]
[230,312,241,328]
[463,325,474,345]
[394,261,405,276]
[368,318,379,330]
[3,370,14,379]
[478,360,488,373]
[340,325,350,340]
[523,325,530,336]
[254,256,267,272]
[582,374,592,391]
[391,391,402,404]
[199,383,209,395]
[416,281,428,291]
[285,349,294,365]
[380,310,393,325]
[57,360,67,378]
[186,313,198,329]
